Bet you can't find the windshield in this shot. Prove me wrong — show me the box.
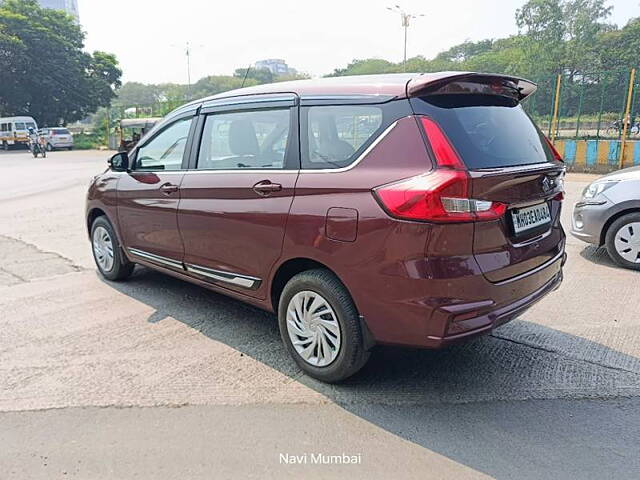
[411,94,554,169]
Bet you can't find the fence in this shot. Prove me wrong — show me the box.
[524,67,639,170]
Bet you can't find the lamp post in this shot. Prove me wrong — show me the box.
[386,5,424,71]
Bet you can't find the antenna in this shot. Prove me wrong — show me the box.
[241,64,252,89]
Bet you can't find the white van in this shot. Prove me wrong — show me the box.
[0,116,38,150]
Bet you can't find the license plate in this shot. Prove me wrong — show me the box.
[511,203,551,234]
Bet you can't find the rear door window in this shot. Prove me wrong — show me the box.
[302,105,383,169]
[411,95,554,169]
[197,108,291,170]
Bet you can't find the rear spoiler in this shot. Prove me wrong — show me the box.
[406,72,537,102]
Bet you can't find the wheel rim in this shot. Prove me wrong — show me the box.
[614,222,640,263]
[92,226,115,272]
[286,290,341,367]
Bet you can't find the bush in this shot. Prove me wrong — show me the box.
[73,133,105,150]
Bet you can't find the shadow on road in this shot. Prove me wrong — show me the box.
[104,267,640,480]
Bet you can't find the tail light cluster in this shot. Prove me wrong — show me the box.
[373,117,506,223]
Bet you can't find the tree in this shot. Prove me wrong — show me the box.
[233,67,273,85]
[0,0,121,125]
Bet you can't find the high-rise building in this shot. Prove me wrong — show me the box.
[37,0,79,22]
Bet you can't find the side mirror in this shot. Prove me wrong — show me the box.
[108,152,129,171]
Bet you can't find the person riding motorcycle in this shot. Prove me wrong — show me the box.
[28,127,45,157]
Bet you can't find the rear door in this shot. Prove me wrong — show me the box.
[177,94,299,299]
[410,79,565,282]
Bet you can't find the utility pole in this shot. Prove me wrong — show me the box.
[171,42,203,99]
[387,5,424,71]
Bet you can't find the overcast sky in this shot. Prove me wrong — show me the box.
[78,0,637,84]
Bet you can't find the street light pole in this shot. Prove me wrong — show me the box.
[387,5,424,71]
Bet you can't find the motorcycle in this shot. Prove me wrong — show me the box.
[29,137,46,158]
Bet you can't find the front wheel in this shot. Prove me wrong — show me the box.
[46,143,53,151]
[91,216,134,281]
[278,269,370,383]
[605,213,640,270]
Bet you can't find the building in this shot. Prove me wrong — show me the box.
[37,0,79,22]
[254,59,297,77]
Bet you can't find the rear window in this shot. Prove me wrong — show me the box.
[52,128,70,135]
[412,94,553,169]
[302,105,383,169]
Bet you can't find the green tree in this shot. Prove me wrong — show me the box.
[0,0,121,125]
[234,67,273,85]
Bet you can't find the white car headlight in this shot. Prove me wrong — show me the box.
[583,180,618,199]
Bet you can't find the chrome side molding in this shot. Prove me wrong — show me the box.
[127,248,183,270]
[127,247,262,290]
[184,263,262,290]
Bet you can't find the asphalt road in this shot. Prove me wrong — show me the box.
[1,149,639,479]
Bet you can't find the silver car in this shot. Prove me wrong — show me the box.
[571,167,640,270]
[41,127,74,151]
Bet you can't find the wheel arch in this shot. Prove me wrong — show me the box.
[269,257,347,313]
[600,208,640,246]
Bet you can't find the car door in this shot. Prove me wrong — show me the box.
[177,94,299,299]
[117,111,197,269]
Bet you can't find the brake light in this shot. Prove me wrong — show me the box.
[544,136,564,162]
[372,116,506,223]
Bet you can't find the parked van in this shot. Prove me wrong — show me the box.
[86,72,566,382]
[0,116,38,150]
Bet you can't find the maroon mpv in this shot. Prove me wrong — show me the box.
[86,72,566,382]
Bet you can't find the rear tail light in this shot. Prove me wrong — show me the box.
[544,136,564,162]
[372,117,506,223]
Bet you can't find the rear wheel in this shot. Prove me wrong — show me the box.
[2,141,7,151]
[278,269,370,383]
[91,216,134,281]
[605,213,640,270]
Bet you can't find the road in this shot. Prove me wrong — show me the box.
[1,149,639,479]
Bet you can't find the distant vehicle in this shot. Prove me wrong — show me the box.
[87,72,566,382]
[118,118,160,152]
[40,127,74,151]
[0,116,38,150]
[572,167,640,270]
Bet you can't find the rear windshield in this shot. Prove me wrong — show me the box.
[412,94,553,169]
[52,128,70,134]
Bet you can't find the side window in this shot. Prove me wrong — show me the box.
[135,117,192,171]
[0,124,6,132]
[302,105,383,169]
[197,108,290,170]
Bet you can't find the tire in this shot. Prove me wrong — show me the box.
[90,216,134,281]
[68,146,73,151]
[46,143,53,151]
[2,141,7,151]
[278,269,370,383]
[605,213,640,271]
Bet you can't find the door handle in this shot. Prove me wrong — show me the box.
[252,180,282,196]
[160,182,179,194]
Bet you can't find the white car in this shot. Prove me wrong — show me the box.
[41,127,74,151]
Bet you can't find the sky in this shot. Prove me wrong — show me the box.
[77,0,638,85]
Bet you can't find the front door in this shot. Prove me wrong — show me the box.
[117,115,195,269]
[177,99,299,298]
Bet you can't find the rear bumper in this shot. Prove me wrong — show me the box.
[426,265,563,348]
[364,248,565,349]
[50,142,73,148]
